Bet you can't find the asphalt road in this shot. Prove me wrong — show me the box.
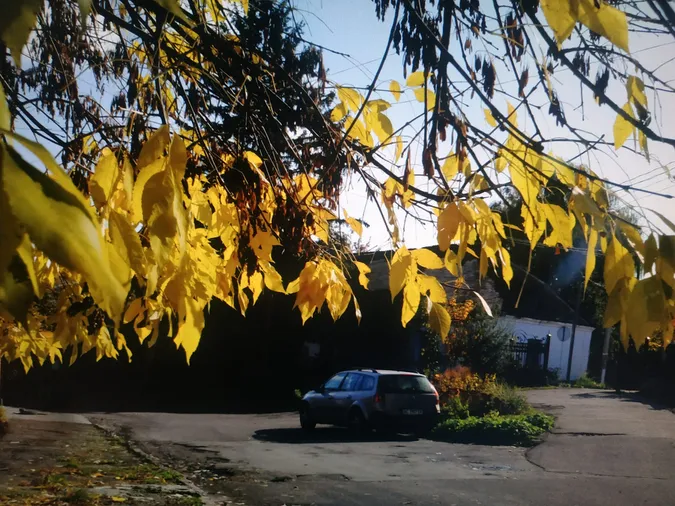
[90,389,675,506]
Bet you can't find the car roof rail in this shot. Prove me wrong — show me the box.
[352,367,378,373]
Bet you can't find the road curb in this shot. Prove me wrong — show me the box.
[90,420,233,506]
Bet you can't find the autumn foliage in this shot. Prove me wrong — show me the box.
[0,0,674,370]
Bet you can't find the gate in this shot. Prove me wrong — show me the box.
[508,336,551,370]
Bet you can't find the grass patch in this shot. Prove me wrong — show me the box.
[431,412,554,446]
[62,488,92,504]
[573,374,605,389]
[118,463,182,484]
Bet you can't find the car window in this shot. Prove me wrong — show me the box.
[361,375,375,391]
[341,373,362,391]
[377,375,435,394]
[323,372,346,391]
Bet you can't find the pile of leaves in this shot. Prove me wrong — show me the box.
[431,411,554,446]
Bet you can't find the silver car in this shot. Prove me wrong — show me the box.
[299,369,440,434]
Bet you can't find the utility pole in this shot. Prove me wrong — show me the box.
[600,327,612,385]
[566,276,583,382]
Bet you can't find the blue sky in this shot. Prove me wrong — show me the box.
[292,0,675,250]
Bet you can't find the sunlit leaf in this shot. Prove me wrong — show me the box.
[1,145,126,321]
[426,296,451,339]
[353,261,371,289]
[330,102,348,123]
[89,149,119,208]
[343,210,363,237]
[389,246,413,301]
[604,235,635,295]
[613,102,635,150]
[0,0,42,65]
[484,108,497,127]
[406,71,426,87]
[437,203,461,251]
[540,0,629,52]
[401,279,420,327]
[389,80,402,101]
[412,248,444,270]
[584,228,598,293]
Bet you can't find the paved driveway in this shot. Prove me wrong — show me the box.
[91,389,675,505]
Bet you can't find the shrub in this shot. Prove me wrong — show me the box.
[430,412,554,446]
[574,373,605,389]
[434,367,530,417]
[441,396,470,419]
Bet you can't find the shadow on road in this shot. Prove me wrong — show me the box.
[571,390,675,412]
[253,427,419,444]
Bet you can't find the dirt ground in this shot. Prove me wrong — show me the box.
[0,417,207,505]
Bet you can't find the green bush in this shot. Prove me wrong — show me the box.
[573,373,605,389]
[478,383,530,416]
[431,412,555,446]
[441,396,470,419]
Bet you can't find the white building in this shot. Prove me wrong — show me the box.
[499,316,594,381]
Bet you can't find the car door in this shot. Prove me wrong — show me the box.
[331,373,362,425]
[312,372,346,423]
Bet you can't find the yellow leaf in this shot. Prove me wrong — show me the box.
[618,221,644,257]
[484,108,497,127]
[89,149,119,207]
[613,102,635,150]
[330,103,347,123]
[353,294,362,323]
[132,158,166,223]
[337,87,362,113]
[604,235,635,295]
[1,144,126,322]
[626,276,665,347]
[123,298,143,324]
[261,263,286,293]
[426,296,451,339]
[626,76,647,108]
[111,496,127,503]
[584,228,598,292]
[109,210,146,277]
[413,87,436,110]
[0,79,9,130]
[0,253,34,324]
[394,135,403,162]
[174,298,204,363]
[0,0,42,65]
[418,274,446,304]
[540,0,629,52]
[248,270,264,305]
[401,280,420,327]
[0,175,22,275]
[353,261,371,289]
[153,0,193,24]
[389,246,413,301]
[644,233,658,274]
[473,291,493,317]
[138,125,170,169]
[412,248,444,270]
[406,71,426,87]
[374,113,394,142]
[442,153,459,180]
[437,203,461,251]
[499,247,513,287]
[343,210,363,237]
[445,249,458,276]
[389,80,402,101]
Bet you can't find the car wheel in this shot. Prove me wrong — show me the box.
[299,405,316,431]
[348,409,369,434]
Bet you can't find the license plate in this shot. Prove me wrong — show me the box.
[402,409,423,415]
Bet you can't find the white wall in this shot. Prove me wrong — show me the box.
[499,316,594,381]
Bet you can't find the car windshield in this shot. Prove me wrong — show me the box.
[377,375,435,394]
